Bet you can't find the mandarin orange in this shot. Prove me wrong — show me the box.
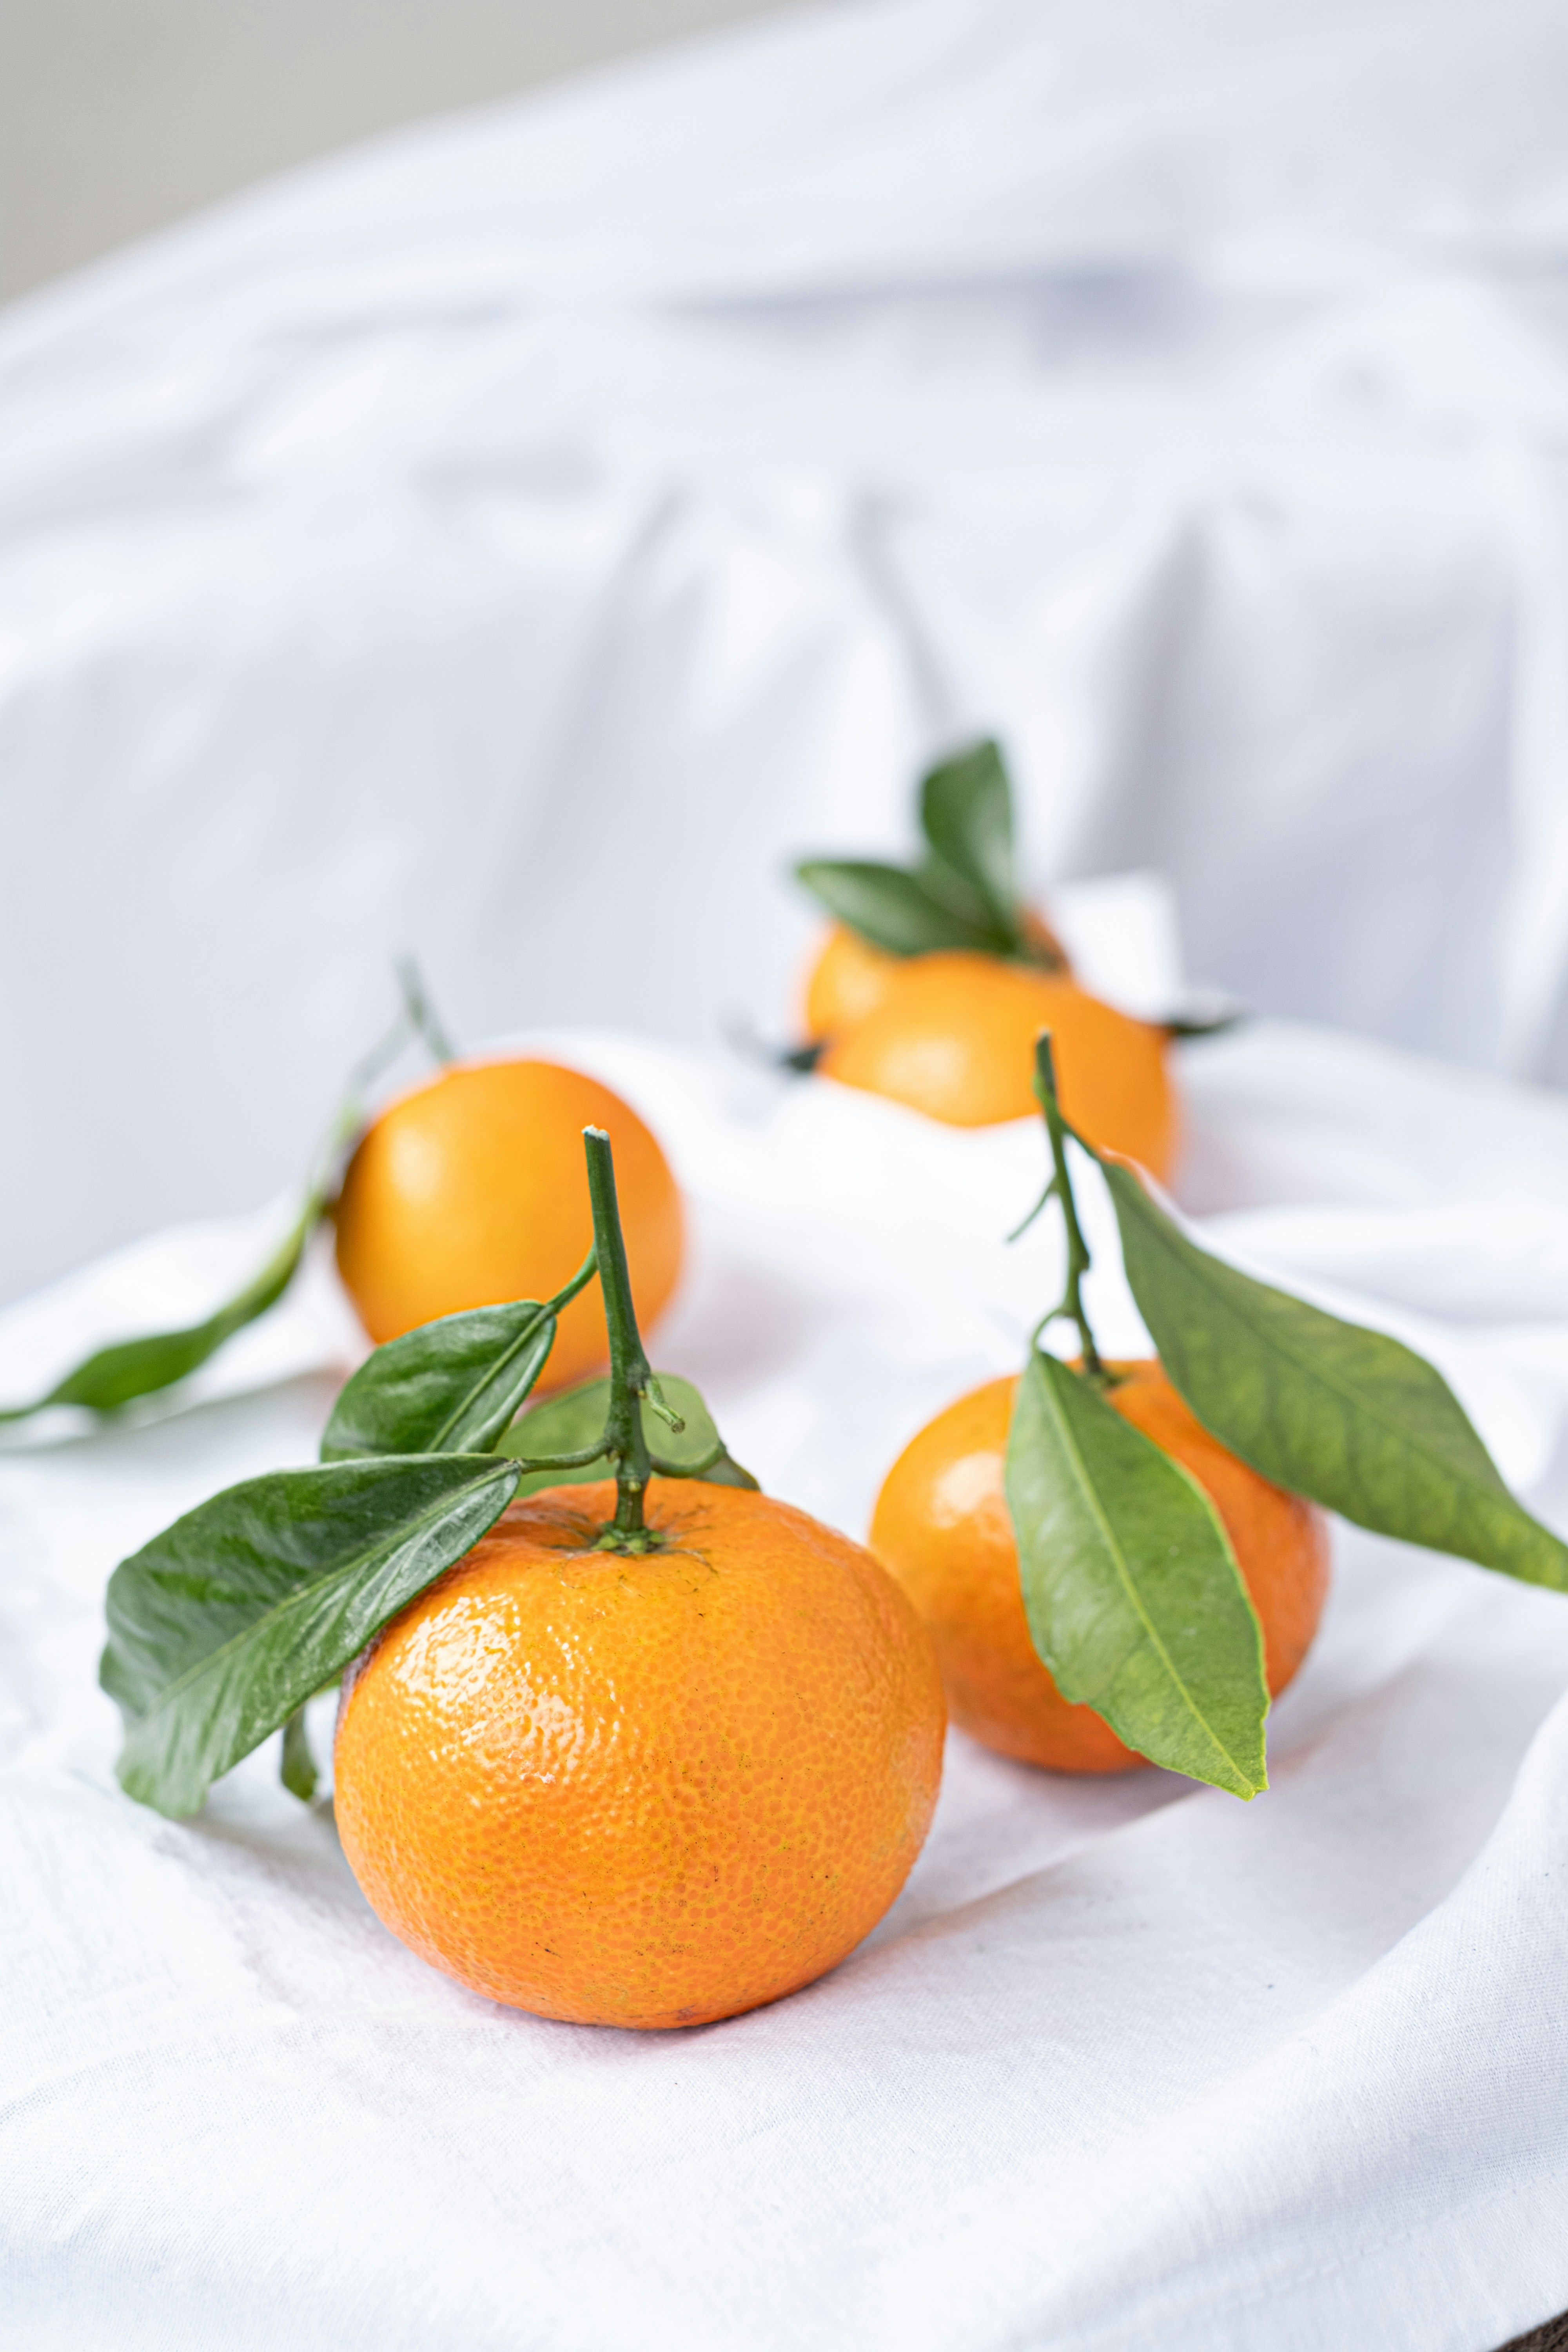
[802,923,906,1040]
[817,951,1176,1174]
[869,1361,1328,1774]
[334,1478,946,2027]
[801,914,1071,1044]
[333,1060,683,1388]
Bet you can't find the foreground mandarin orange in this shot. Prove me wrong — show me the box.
[333,1060,683,1387]
[334,1478,946,2027]
[869,1361,1329,1773]
[817,951,1176,1174]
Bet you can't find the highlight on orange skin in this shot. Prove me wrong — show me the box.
[817,951,1176,1174]
[333,1058,684,1389]
[334,1479,947,2028]
[802,924,906,1040]
[869,1361,1329,1774]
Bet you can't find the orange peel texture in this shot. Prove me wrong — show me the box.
[333,1058,684,1389]
[334,1480,947,2027]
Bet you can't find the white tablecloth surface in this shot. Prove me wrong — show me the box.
[6,1018,1568,2352]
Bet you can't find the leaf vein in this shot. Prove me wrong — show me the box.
[1037,1365,1253,1784]
[129,1469,514,1726]
[1122,1183,1525,1527]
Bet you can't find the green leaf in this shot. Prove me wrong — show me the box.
[101,1453,521,1817]
[917,739,1020,939]
[320,1300,557,1461]
[1103,1161,1568,1591]
[694,1450,764,1491]
[279,1708,318,1802]
[494,1371,759,1496]
[909,854,1004,939]
[1163,1013,1243,1040]
[793,860,1008,957]
[491,1374,613,1491]
[0,1209,313,1422]
[0,986,420,1427]
[1004,1352,1269,1797]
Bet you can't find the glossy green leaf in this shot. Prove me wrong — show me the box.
[1005,1351,1269,1797]
[918,739,1019,938]
[1103,1161,1568,1590]
[794,739,1030,959]
[495,1371,759,1495]
[793,859,1007,957]
[491,1373,614,1491]
[320,1300,557,1461]
[102,1453,521,1817]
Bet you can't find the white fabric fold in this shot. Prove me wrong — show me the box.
[10,0,1568,1305]
[8,0,1568,2337]
[5,1018,1568,2350]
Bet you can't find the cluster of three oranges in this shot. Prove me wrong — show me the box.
[327,935,1321,2029]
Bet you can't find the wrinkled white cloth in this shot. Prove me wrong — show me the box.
[9,0,1568,2341]
[6,1018,1568,2352]
[9,0,1568,1300]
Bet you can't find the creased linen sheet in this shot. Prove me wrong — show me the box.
[5,1019,1568,2352]
[7,0,1568,1302]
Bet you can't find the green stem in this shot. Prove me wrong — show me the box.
[1032,1033,1109,1385]
[582,1126,660,1552]
[506,1439,619,1474]
[310,987,430,1195]
[1006,1173,1057,1245]
[394,953,458,1067]
[547,1246,599,1319]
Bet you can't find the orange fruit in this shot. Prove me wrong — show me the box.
[802,924,906,1040]
[869,1361,1328,1774]
[801,914,1071,1042]
[334,1479,946,2027]
[818,950,1175,1174]
[333,1059,683,1389]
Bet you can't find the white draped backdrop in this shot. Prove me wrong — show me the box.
[5,2,1568,2346]
[7,0,1568,1299]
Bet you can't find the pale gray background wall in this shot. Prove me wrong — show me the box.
[0,0,806,302]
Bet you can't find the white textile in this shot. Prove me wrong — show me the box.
[5,1018,1568,2352]
[8,0,1568,2339]
[9,0,1568,1298]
